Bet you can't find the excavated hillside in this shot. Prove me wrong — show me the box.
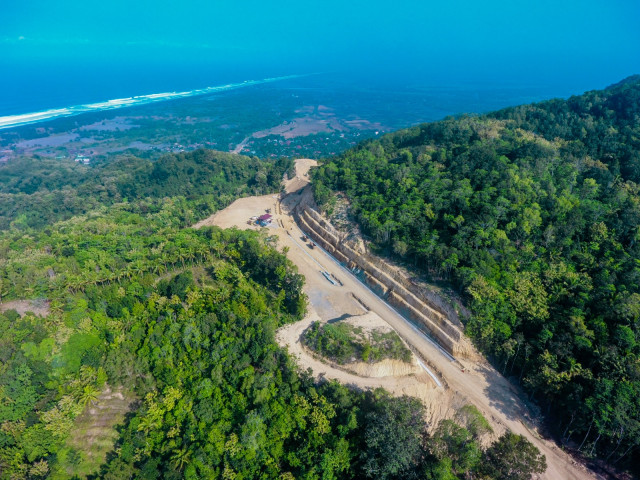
[294,203,476,359]
[196,158,598,480]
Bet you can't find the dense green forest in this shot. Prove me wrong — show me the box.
[312,75,640,473]
[0,149,291,231]
[0,150,545,478]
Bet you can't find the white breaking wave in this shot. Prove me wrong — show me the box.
[0,74,302,130]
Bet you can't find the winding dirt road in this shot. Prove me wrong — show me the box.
[195,159,599,480]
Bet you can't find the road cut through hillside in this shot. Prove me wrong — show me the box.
[194,158,599,480]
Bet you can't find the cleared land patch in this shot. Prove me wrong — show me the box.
[195,158,595,479]
[0,299,50,317]
[61,386,135,478]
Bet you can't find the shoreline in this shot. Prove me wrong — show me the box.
[0,74,303,131]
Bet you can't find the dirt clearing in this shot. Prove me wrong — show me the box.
[277,308,438,397]
[0,299,50,317]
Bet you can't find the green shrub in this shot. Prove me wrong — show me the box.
[303,321,412,364]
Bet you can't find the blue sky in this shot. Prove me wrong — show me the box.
[2,0,639,88]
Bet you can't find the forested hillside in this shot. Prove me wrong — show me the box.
[0,149,291,231]
[313,76,640,473]
[0,151,545,479]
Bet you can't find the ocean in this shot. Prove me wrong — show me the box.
[0,61,597,132]
[0,61,290,116]
[0,74,304,130]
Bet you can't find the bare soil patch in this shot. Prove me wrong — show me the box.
[0,299,50,317]
[15,133,79,148]
[252,116,344,139]
[277,309,437,394]
[79,117,139,131]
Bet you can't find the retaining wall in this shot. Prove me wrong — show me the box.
[296,205,474,358]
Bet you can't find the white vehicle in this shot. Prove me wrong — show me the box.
[322,271,337,285]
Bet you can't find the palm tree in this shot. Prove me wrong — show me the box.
[152,262,164,275]
[78,271,92,291]
[170,447,192,471]
[79,385,99,408]
[178,251,188,268]
[161,253,171,271]
[132,260,146,277]
[79,366,96,385]
[124,264,134,280]
[66,274,81,293]
[198,245,211,265]
[137,415,156,434]
[49,299,64,315]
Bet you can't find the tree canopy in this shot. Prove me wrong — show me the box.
[0,198,544,479]
[312,76,640,474]
[0,149,291,231]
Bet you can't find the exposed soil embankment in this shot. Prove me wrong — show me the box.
[302,311,423,378]
[277,309,438,399]
[321,355,423,378]
[295,204,476,359]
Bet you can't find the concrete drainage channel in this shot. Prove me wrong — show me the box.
[295,205,474,359]
[309,236,450,387]
[285,217,449,387]
[417,358,443,388]
[293,205,470,358]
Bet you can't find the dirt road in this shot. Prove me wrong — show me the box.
[195,158,598,480]
[231,137,250,154]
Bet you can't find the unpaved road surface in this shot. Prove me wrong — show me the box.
[195,159,598,480]
[231,136,250,154]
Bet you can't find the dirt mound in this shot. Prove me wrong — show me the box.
[306,311,423,378]
[277,308,438,392]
